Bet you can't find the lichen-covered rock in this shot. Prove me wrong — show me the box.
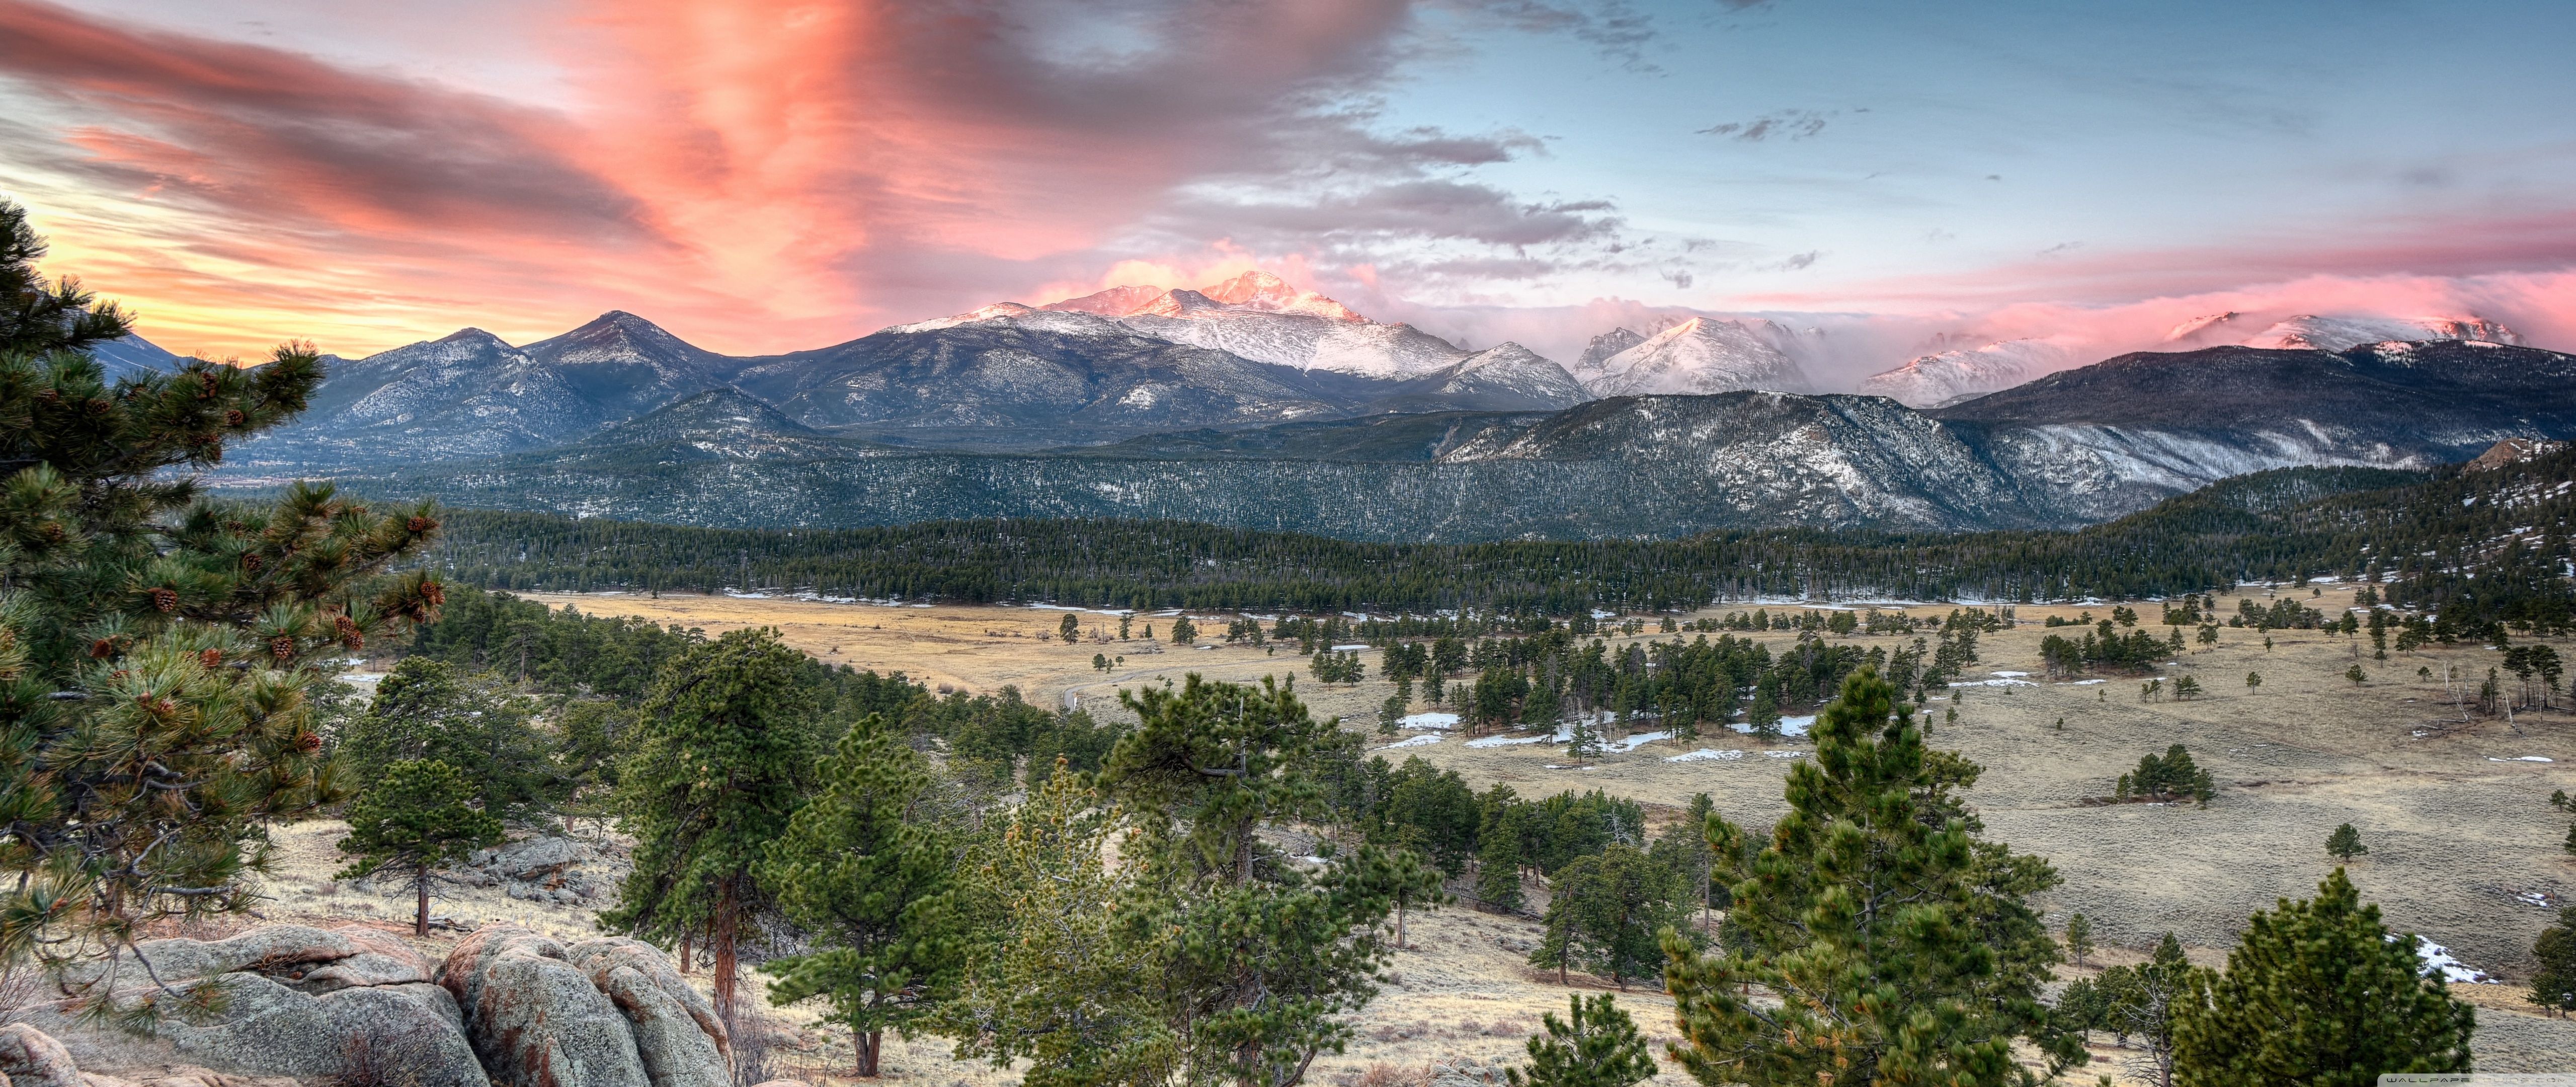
[0,1024,82,1087]
[438,925,650,1087]
[565,938,729,1087]
[17,928,481,1087]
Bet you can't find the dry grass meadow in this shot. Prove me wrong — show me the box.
[276,586,2576,1077]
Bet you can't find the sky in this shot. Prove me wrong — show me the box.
[5,0,2576,369]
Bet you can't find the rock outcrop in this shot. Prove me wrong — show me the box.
[0,1023,83,1087]
[437,924,729,1087]
[15,925,484,1087]
[566,939,730,1087]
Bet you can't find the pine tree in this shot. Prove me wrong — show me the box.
[759,714,962,1076]
[603,627,821,1019]
[2065,912,2094,966]
[938,766,1174,1087]
[0,199,445,979]
[1477,806,1528,913]
[1565,716,1599,764]
[2096,934,2196,1087]
[1506,993,1658,1087]
[336,759,502,936]
[1059,612,1080,644]
[2324,823,2366,862]
[1663,666,2079,1087]
[1352,844,1448,948]
[1532,842,1694,990]
[1096,674,1399,1087]
[2530,906,2576,1017]
[336,657,568,824]
[1168,615,1195,645]
[2171,869,2474,1086]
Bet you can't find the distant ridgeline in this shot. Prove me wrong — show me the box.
[410,445,2574,627]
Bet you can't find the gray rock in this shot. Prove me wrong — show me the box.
[482,836,581,881]
[566,938,729,1087]
[17,928,483,1087]
[0,1024,82,1087]
[439,925,650,1087]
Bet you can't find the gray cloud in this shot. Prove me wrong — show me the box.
[1700,109,1832,141]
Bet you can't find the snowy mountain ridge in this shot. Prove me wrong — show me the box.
[1572,316,1818,397]
[1859,339,2073,408]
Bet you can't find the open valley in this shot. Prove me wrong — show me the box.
[502,586,2576,1075]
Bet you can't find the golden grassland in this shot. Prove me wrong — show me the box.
[247,586,2576,1078]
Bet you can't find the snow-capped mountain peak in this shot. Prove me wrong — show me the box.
[1574,316,1814,397]
[1577,328,1646,369]
[1859,339,2070,408]
[1039,285,1171,318]
[2164,312,2246,342]
[1199,270,1365,322]
[2247,314,2524,352]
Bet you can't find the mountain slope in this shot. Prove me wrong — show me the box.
[1573,317,1815,397]
[1859,339,2069,408]
[1370,343,1587,412]
[722,320,1384,439]
[232,314,731,467]
[1934,341,2576,454]
[88,335,183,379]
[1036,271,1472,378]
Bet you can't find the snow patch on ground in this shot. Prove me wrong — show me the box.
[2064,679,2107,686]
[2409,936,2499,984]
[1398,712,1461,731]
[1610,730,1672,752]
[1950,678,2038,688]
[1666,749,1746,762]
[1765,751,1807,759]
[2491,756,2555,762]
[1731,715,1814,737]
[1466,734,1548,748]
[1377,735,1441,750]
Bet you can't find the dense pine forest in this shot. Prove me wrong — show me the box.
[410,448,2575,626]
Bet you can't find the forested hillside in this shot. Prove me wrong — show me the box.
[412,445,2576,624]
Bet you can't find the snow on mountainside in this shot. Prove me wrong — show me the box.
[1859,339,2071,408]
[1577,328,1647,370]
[2163,310,2524,352]
[1199,271,1367,322]
[1574,317,1816,397]
[88,335,183,379]
[1014,272,1477,378]
[2246,314,2523,352]
[1380,342,1585,412]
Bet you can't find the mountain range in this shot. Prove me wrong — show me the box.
[200,274,2576,541]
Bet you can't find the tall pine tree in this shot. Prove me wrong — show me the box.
[0,199,445,981]
[759,714,963,1076]
[336,759,502,937]
[2171,869,2473,1086]
[603,627,820,1019]
[1661,667,2079,1087]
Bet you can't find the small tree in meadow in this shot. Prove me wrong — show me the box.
[1507,993,1657,1087]
[2325,823,2367,862]
[337,759,503,937]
